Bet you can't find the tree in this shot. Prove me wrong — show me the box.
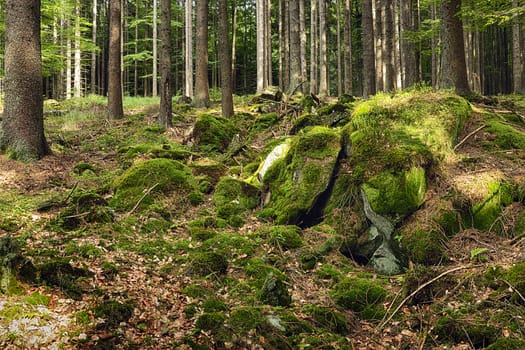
[289,0,302,93]
[343,0,352,94]
[400,0,417,88]
[74,0,82,97]
[194,0,210,107]
[218,0,234,117]
[91,0,98,94]
[440,0,470,96]
[159,0,172,127]
[108,0,124,119]
[152,0,158,97]
[512,0,524,93]
[1,0,50,161]
[185,0,193,98]
[256,0,270,92]
[319,0,328,96]
[362,0,376,97]
[310,0,318,94]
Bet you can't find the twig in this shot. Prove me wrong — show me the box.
[63,212,90,219]
[126,183,159,216]
[378,265,475,329]
[501,279,525,304]
[63,181,79,204]
[454,124,487,151]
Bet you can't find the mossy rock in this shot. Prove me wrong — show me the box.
[485,119,525,151]
[195,312,226,332]
[192,114,238,152]
[433,316,498,348]
[53,191,114,230]
[486,338,525,350]
[259,272,292,307]
[119,142,192,160]
[38,259,92,300]
[72,162,98,176]
[249,112,280,135]
[504,262,525,303]
[398,229,446,265]
[361,167,426,221]
[228,307,265,334]
[189,251,228,277]
[202,297,228,312]
[93,299,135,328]
[471,181,515,232]
[330,277,386,320]
[257,225,303,250]
[0,237,37,295]
[110,158,198,211]
[189,158,227,184]
[213,176,260,227]
[264,126,342,225]
[290,114,322,134]
[305,305,349,335]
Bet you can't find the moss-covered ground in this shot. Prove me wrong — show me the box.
[1,91,525,348]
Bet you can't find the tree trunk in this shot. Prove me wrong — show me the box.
[185,0,193,97]
[152,0,158,97]
[74,0,82,98]
[299,0,307,92]
[362,0,376,97]
[337,0,342,96]
[194,0,210,107]
[440,0,470,95]
[256,0,265,92]
[310,0,318,94]
[512,0,524,93]
[159,0,173,127]
[382,0,395,91]
[66,18,72,99]
[400,0,416,88]
[219,0,234,117]
[92,0,97,94]
[373,0,383,92]
[343,0,352,95]
[108,0,124,119]
[1,0,50,161]
[289,0,301,93]
[319,0,328,96]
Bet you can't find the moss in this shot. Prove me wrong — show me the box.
[182,284,213,299]
[189,252,228,277]
[433,316,498,348]
[436,209,461,237]
[52,190,114,230]
[195,312,226,332]
[515,209,525,236]
[362,167,426,221]
[485,119,525,150]
[93,300,135,328]
[305,305,349,335]
[213,176,260,226]
[72,162,98,175]
[259,272,292,307]
[192,114,238,152]
[119,142,192,160]
[39,259,91,300]
[472,181,514,232]
[316,264,342,281]
[404,266,455,304]
[504,262,525,303]
[202,298,228,312]
[190,227,217,241]
[290,114,321,134]
[485,338,525,349]
[244,258,288,285]
[200,232,259,262]
[257,225,303,250]
[330,277,386,320]
[23,292,51,306]
[399,229,446,265]
[110,158,198,211]
[189,158,227,184]
[264,126,341,225]
[228,307,265,333]
[249,112,280,134]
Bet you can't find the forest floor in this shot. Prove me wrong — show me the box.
[1,91,525,349]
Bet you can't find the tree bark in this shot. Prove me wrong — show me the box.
[319,0,328,96]
[362,0,376,97]
[512,0,524,93]
[382,0,395,91]
[343,0,352,95]
[440,0,470,96]
[299,0,307,92]
[159,0,172,127]
[92,0,97,94]
[194,0,210,107]
[256,0,265,92]
[108,0,124,119]
[152,0,158,97]
[400,0,416,88]
[1,0,50,161]
[337,0,342,96]
[310,0,318,94]
[219,0,234,117]
[74,0,82,98]
[373,0,383,92]
[185,0,193,97]
[289,0,301,93]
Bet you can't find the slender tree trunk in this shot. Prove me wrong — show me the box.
[231,0,237,88]
[159,0,173,127]
[152,0,158,96]
[362,0,376,97]
[256,0,265,92]
[440,0,470,95]
[343,0,352,95]
[108,0,124,119]
[431,0,438,88]
[319,0,328,96]
[373,0,383,92]
[400,0,416,88]
[299,0,307,92]
[134,0,139,96]
[194,0,210,107]
[264,0,272,86]
[185,0,193,97]
[289,0,301,93]
[283,0,290,91]
[310,0,318,94]
[2,0,50,160]
[74,0,82,97]
[219,0,234,117]
[92,0,98,94]
[512,0,524,93]
[337,0,342,96]
[383,0,395,91]
[66,18,72,99]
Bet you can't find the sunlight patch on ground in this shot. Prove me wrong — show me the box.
[450,170,505,200]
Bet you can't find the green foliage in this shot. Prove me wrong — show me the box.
[330,277,386,320]
[257,225,303,250]
[192,114,238,152]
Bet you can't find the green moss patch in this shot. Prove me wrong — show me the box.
[433,316,498,348]
[52,191,113,230]
[485,119,525,151]
[472,181,514,232]
[330,277,387,320]
[192,114,238,152]
[257,225,303,250]
[118,142,192,160]
[93,299,135,328]
[39,259,92,300]
[212,176,260,227]
[259,272,292,307]
[398,229,446,265]
[110,158,198,211]
[189,252,228,277]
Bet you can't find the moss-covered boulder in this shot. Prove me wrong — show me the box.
[263,126,342,225]
[212,177,260,227]
[259,272,292,307]
[330,277,387,320]
[433,315,498,348]
[398,228,446,265]
[0,237,37,295]
[486,338,525,350]
[39,258,92,300]
[118,142,192,160]
[192,114,238,152]
[257,225,303,250]
[189,251,228,277]
[471,180,514,232]
[53,191,114,230]
[110,158,198,211]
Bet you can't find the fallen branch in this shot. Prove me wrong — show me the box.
[126,183,159,216]
[378,265,475,329]
[500,279,525,304]
[454,124,487,151]
[63,181,79,204]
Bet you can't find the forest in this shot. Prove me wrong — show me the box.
[1,0,525,349]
